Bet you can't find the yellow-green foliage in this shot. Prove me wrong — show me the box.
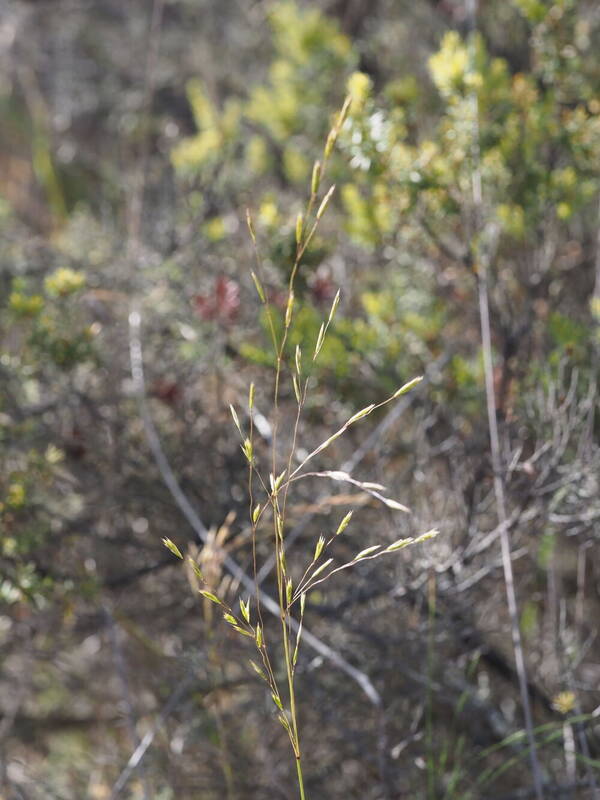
[172,1,355,183]
[9,292,44,316]
[44,267,86,297]
[337,12,600,248]
[172,79,241,173]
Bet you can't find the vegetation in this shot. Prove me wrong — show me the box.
[0,1,599,798]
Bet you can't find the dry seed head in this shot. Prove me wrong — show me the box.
[286,577,293,605]
[316,185,336,220]
[255,623,263,648]
[252,503,261,524]
[229,404,242,436]
[295,344,302,375]
[248,382,255,410]
[162,537,183,559]
[393,375,423,399]
[300,592,306,615]
[223,612,238,626]
[380,496,409,512]
[272,693,284,711]
[335,511,353,536]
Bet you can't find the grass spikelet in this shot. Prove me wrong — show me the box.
[313,322,326,360]
[316,185,335,220]
[414,528,439,544]
[311,160,321,195]
[327,289,340,325]
[285,291,295,328]
[335,511,353,536]
[386,537,414,552]
[230,404,242,436]
[347,404,375,425]
[199,590,222,605]
[392,376,423,399]
[310,557,333,580]
[355,544,381,560]
[240,597,250,623]
[313,534,326,561]
[249,660,267,681]
[162,538,183,559]
[295,212,304,246]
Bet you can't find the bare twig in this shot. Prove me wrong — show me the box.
[464,1,544,796]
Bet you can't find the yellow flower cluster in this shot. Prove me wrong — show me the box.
[44,268,86,297]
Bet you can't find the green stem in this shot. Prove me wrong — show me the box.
[282,613,306,799]
[295,755,307,800]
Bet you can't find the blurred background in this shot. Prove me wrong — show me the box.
[0,0,599,797]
